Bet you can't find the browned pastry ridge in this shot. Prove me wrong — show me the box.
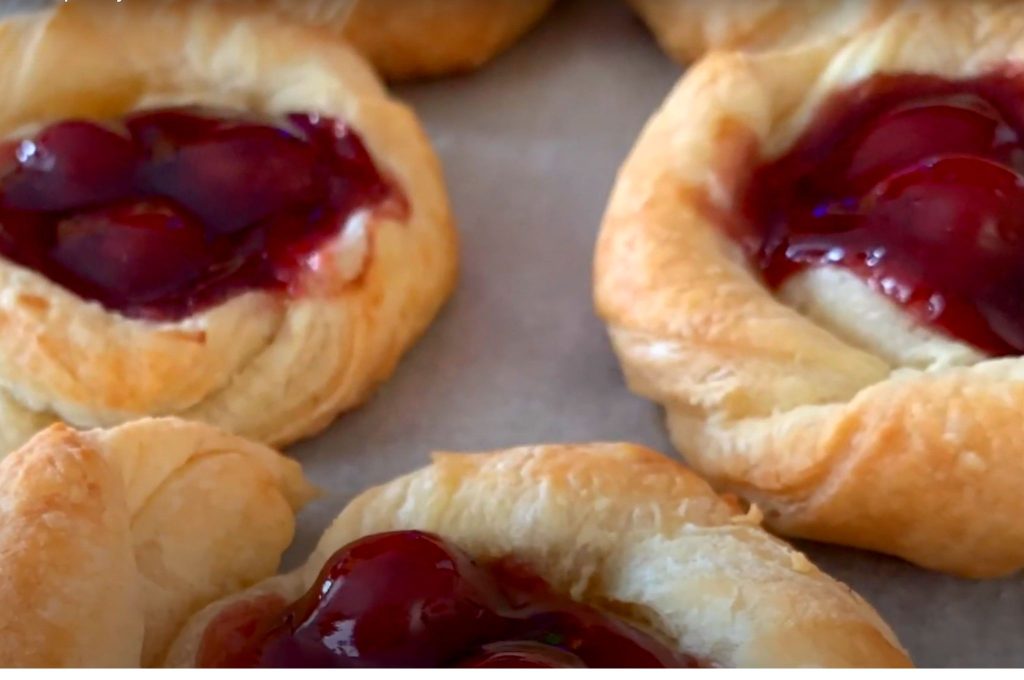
[0,1,457,456]
[627,0,990,64]
[166,443,910,668]
[596,4,1024,577]
[0,418,314,667]
[211,0,556,80]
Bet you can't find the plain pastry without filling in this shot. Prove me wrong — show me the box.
[596,2,1024,577]
[0,417,313,667]
[211,0,555,80]
[165,443,910,668]
[0,2,457,456]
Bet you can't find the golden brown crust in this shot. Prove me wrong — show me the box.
[167,443,909,668]
[237,0,556,81]
[628,0,935,64]
[0,418,314,667]
[0,425,143,667]
[595,4,1024,577]
[0,2,457,455]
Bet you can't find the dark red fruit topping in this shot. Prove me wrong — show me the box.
[741,72,1024,356]
[459,642,588,668]
[0,107,395,320]
[198,530,700,668]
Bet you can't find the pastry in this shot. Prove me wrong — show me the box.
[213,0,556,81]
[595,4,1024,577]
[0,1,457,456]
[628,0,927,64]
[0,417,314,667]
[165,443,909,668]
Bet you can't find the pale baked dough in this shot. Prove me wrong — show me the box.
[596,3,1024,577]
[0,417,315,667]
[210,0,555,80]
[628,0,962,64]
[0,2,458,456]
[166,443,910,668]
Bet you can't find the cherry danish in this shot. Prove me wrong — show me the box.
[198,530,700,668]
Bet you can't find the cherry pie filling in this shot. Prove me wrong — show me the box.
[0,107,397,321]
[197,530,701,668]
[741,71,1024,356]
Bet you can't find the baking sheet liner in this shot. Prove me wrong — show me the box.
[3,0,1019,667]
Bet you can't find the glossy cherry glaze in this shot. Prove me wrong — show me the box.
[198,530,701,668]
[740,71,1024,356]
[0,107,396,320]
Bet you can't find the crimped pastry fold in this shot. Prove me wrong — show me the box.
[167,443,910,668]
[0,1,457,456]
[596,2,1024,577]
[0,418,314,667]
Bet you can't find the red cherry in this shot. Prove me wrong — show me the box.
[254,531,506,668]
[744,73,1024,356]
[460,642,587,668]
[125,107,226,148]
[0,121,138,212]
[137,124,318,236]
[50,198,209,306]
[288,114,368,168]
[843,99,1011,191]
[867,155,1024,260]
[515,609,689,668]
[0,210,48,264]
[288,113,391,208]
[0,108,394,321]
[205,531,690,669]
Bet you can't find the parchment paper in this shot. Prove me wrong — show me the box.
[5,0,1020,668]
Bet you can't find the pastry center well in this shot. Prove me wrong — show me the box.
[197,530,701,668]
[740,72,1024,356]
[0,107,397,321]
